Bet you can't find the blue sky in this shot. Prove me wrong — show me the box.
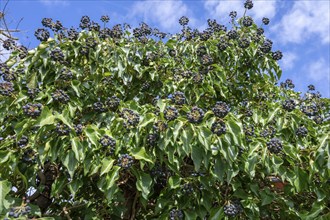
[1,0,329,97]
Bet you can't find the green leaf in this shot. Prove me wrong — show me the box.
[100,158,115,176]
[168,176,180,189]
[0,180,12,214]
[71,80,81,97]
[62,150,78,178]
[173,121,184,141]
[71,137,84,161]
[84,125,99,146]
[191,145,204,172]
[35,106,55,127]
[260,189,274,206]
[139,113,154,128]
[136,172,152,199]
[131,147,153,163]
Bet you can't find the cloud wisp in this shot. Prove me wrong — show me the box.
[272,1,330,44]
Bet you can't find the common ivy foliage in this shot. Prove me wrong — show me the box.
[1,1,330,219]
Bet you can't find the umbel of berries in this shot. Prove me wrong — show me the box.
[153,120,168,132]
[34,28,50,41]
[99,135,116,155]
[272,50,283,60]
[171,91,186,105]
[224,200,243,217]
[106,96,120,110]
[56,123,70,136]
[282,99,296,112]
[164,106,179,121]
[0,82,14,96]
[169,208,184,220]
[244,0,253,9]
[147,133,159,147]
[118,154,134,169]
[211,120,226,136]
[267,138,283,154]
[187,106,205,123]
[296,126,308,137]
[120,108,140,128]
[23,103,43,118]
[212,101,230,118]
[51,89,70,103]
[17,136,29,147]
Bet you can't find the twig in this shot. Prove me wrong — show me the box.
[130,191,139,220]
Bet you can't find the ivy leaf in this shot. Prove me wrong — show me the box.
[131,147,153,164]
[0,180,12,213]
[62,150,78,178]
[100,158,115,176]
[136,172,152,200]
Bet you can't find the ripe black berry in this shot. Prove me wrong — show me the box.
[51,89,70,103]
[211,120,226,136]
[267,138,282,154]
[272,50,283,60]
[0,82,14,96]
[118,154,134,169]
[169,208,184,220]
[34,28,50,41]
[56,123,70,136]
[179,16,189,26]
[171,91,186,105]
[313,115,323,124]
[262,17,270,25]
[23,103,42,118]
[187,106,204,123]
[17,136,28,147]
[212,101,230,118]
[282,99,296,112]
[260,39,273,53]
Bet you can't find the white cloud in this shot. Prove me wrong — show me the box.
[39,0,69,7]
[307,59,330,83]
[203,0,277,22]
[272,1,330,44]
[130,0,190,31]
[279,51,297,70]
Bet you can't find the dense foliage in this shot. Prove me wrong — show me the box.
[1,1,329,219]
